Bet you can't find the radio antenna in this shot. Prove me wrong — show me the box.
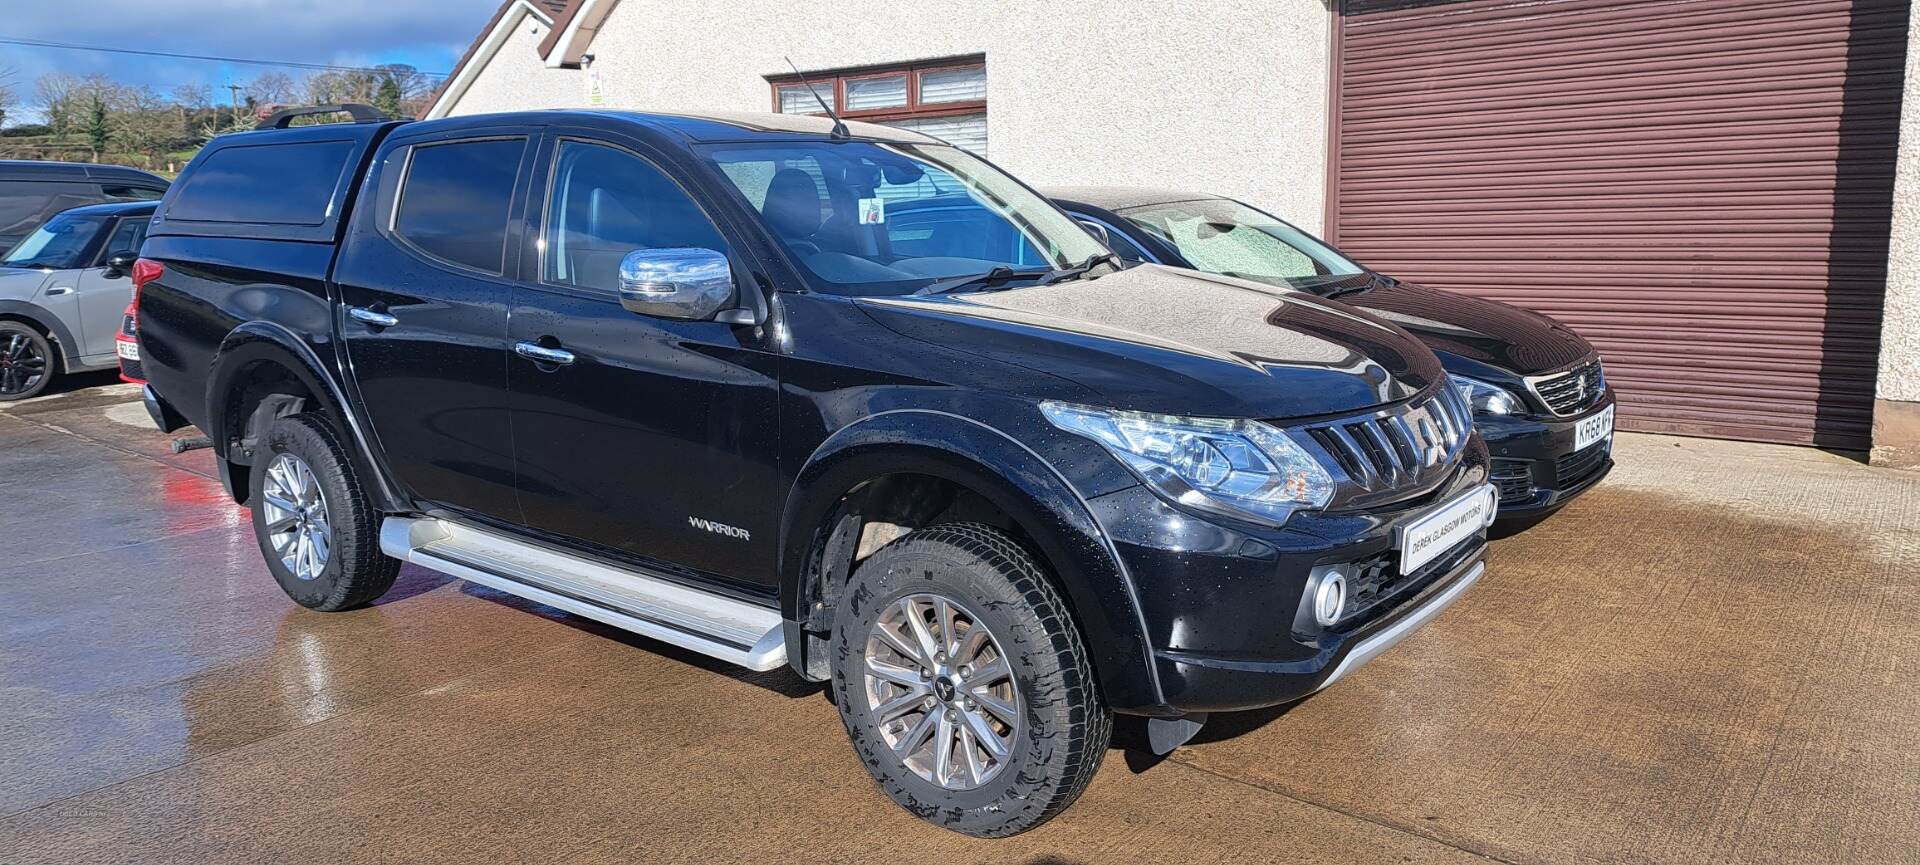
[785,57,849,139]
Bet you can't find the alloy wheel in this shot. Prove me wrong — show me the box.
[0,332,47,396]
[261,452,332,581]
[864,592,1021,790]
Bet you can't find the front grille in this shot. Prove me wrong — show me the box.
[119,355,145,382]
[1555,442,1609,489]
[1528,360,1605,416]
[1304,387,1472,495]
[1336,535,1482,629]
[1491,458,1534,502]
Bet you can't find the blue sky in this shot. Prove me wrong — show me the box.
[2,0,503,122]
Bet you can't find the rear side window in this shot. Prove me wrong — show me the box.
[390,138,526,275]
[100,217,151,262]
[101,185,165,202]
[0,181,97,241]
[168,140,354,225]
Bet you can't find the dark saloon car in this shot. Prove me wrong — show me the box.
[0,160,168,255]
[1049,187,1613,522]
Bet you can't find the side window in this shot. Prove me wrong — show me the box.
[0,182,92,240]
[1075,217,1151,263]
[100,217,151,263]
[544,140,728,293]
[101,185,165,202]
[169,141,354,225]
[390,138,527,275]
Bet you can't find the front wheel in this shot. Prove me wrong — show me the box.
[831,523,1111,837]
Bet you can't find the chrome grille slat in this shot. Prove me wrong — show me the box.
[1295,389,1473,499]
[1527,360,1605,417]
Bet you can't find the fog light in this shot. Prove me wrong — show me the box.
[1314,573,1347,626]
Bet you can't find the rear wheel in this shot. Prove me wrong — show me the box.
[831,522,1110,837]
[249,413,400,611]
[0,322,55,401]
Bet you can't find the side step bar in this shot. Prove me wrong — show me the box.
[379,516,787,671]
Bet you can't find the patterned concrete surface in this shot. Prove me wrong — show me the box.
[2,378,1915,864]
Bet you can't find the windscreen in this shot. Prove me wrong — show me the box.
[1119,197,1365,290]
[703,141,1107,296]
[1,213,109,270]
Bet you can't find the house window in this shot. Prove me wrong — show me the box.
[768,58,987,155]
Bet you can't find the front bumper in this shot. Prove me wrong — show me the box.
[1479,393,1615,517]
[1087,444,1495,714]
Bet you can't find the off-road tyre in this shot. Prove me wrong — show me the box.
[831,522,1111,837]
[249,412,400,611]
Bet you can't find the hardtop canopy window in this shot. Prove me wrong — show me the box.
[1119,197,1365,290]
[769,59,987,155]
[168,140,354,226]
[703,141,1105,297]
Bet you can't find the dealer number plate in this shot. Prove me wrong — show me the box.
[1575,404,1615,451]
[1397,483,1496,576]
[115,340,139,361]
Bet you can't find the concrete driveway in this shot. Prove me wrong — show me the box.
[2,380,1915,864]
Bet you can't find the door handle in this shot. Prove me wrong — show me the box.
[348,306,399,328]
[514,341,575,366]
[44,286,73,297]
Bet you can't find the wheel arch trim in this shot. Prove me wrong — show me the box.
[204,320,406,510]
[0,299,80,367]
[780,408,1168,713]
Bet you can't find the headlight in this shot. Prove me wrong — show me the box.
[1040,401,1334,525]
[1448,374,1520,416]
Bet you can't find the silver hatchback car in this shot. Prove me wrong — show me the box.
[0,201,155,400]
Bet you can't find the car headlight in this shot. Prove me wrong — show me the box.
[1040,401,1334,525]
[1448,374,1521,416]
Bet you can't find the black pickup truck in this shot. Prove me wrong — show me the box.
[136,105,1496,836]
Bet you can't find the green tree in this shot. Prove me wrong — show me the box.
[373,75,403,119]
[83,89,111,161]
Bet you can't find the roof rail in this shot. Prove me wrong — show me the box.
[256,103,392,130]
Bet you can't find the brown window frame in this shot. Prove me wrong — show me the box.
[767,57,985,122]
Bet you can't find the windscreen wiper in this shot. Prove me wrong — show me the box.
[913,266,1051,296]
[1037,253,1123,286]
[1322,274,1390,299]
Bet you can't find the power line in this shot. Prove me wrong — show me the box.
[0,36,450,79]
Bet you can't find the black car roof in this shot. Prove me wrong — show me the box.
[601,109,943,144]
[411,109,943,146]
[1042,186,1219,212]
[51,200,160,218]
[0,160,170,186]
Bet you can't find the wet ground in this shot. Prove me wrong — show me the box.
[2,377,1916,864]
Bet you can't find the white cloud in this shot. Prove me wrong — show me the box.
[3,0,503,121]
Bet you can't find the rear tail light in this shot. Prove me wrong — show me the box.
[128,258,164,327]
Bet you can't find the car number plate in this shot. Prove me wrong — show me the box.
[1397,483,1496,576]
[1575,404,1615,451]
[115,340,140,361]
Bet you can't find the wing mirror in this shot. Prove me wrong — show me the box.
[618,247,744,322]
[1073,218,1112,248]
[104,250,139,279]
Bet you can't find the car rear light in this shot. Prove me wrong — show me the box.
[128,258,164,327]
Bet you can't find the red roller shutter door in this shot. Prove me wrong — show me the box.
[1330,0,1908,448]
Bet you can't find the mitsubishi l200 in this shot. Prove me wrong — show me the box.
[136,105,1496,836]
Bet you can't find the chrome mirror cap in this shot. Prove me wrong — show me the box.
[617,247,736,320]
